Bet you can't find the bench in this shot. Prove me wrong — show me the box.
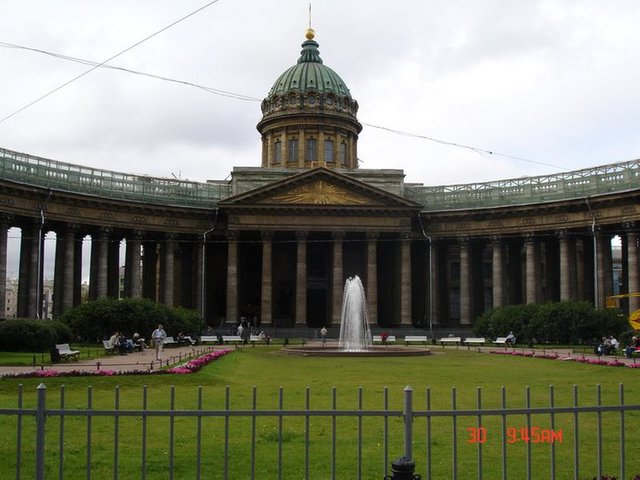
[439,337,461,347]
[494,337,508,345]
[463,337,486,346]
[372,335,396,344]
[404,335,429,346]
[103,340,116,355]
[56,343,80,361]
[163,336,178,347]
[200,335,219,344]
[222,335,244,344]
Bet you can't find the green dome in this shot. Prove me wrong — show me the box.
[267,37,352,98]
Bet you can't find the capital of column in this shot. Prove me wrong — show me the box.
[227,230,239,241]
[491,235,502,246]
[622,221,637,231]
[0,213,13,228]
[332,231,345,241]
[95,226,112,241]
[129,229,145,241]
[458,236,469,246]
[365,232,379,241]
[555,229,569,240]
[262,230,275,241]
[524,232,536,244]
[295,230,308,241]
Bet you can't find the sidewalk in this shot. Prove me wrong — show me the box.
[0,345,225,377]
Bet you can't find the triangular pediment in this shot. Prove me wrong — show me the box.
[220,168,421,210]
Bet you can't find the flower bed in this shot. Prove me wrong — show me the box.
[1,349,232,378]
[489,350,637,368]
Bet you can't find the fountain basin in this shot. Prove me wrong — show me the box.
[282,344,431,357]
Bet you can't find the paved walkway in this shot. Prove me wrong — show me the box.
[0,345,227,376]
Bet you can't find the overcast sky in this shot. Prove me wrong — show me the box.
[1,1,638,280]
[2,0,640,188]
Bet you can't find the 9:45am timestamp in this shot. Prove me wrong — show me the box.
[467,426,563,444]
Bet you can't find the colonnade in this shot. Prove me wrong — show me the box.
[1,215,639,327]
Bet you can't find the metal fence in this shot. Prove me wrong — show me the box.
[3,145,640,212]
[1,383,639,479]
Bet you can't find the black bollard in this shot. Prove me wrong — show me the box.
[384,456,421,480]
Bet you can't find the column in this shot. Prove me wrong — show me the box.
[61,224,76,312]
[226,232,238,323]
[366,232,378,326]
[558,230,571,301]
[195,238,204,319]
[491,236,504,308]
[124,230,143,298]
[0,216,10,319]
[26,222,41,318]
[295,231,307,326]
[628,229,639,313]
[595,232,608,308]
[525,234,538,304]
[161,233,176,307]
[459,238,471,325]
[261,231,274,326]
[400,233,412,326]
[73,232,83,306]
[429,238,440,325]
[92,228,110,299]
[331,232,344,325]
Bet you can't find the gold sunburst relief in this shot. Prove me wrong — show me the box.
[270,180,369,205]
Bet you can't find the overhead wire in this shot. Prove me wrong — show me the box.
[0,0,223,125]
[0,41,260,102]
[0,18,563,171]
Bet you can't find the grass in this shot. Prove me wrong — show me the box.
[1,347,639,479]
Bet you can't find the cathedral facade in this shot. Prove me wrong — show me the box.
[1,30,639,331]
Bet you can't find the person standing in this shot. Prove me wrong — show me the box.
[320,326,328,346]
[152,324,167,360]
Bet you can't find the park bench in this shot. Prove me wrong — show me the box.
[56,343,80,361]
[102,340,116,355]
[250,335,270,345]
[494,337,508,345]
[438,337,461,347]
[372,335,396,344]
[404,335,429,346]
[463,337,486,347]
[200,335,219,344]
[163,337,178,347]
[222,335,244,344]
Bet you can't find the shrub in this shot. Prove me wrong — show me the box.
[473,302,628,345]
[49,320,74,344]
[0,319,57,352]
[59,298,201,341]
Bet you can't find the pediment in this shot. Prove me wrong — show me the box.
[220,168,420,210]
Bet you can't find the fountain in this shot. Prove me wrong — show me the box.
[339,276,372,352]
[282,275,430,357]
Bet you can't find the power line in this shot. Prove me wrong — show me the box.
[0,41,260,102]
[361,122,566,171]
[0,0,223,125]
[1,27,566,171]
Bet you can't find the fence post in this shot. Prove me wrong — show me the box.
[385,386,420,479]
[404,385,413,462]
[35,383,47,480]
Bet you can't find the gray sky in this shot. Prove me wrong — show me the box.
[1,1,638,278]
[2,0,640,187]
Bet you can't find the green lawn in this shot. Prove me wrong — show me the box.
[1,347,638,479]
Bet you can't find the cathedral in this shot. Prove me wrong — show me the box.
[0,29,639,332]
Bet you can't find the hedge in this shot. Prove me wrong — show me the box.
[58,297,201,342]
[473,301,629,345]
[0,319,58,352]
